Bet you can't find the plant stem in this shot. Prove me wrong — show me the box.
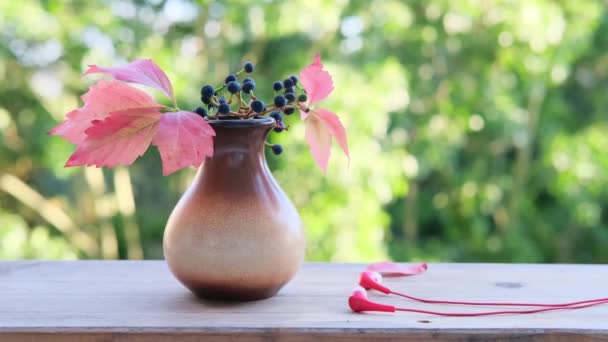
[161,105,179,112]
[403,181,418,242]
[508,82,546,230]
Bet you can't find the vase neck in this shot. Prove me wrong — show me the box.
[192,119,276,198]
[209,119,273,157]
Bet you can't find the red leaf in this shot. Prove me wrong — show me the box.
[65,108,161,168]
[366,261,428,277]
[84,59,174,101]
[315,108,349,159]
[152,111,215,176]
[299,53,334,106]
[49,80,162,144]
[304,108,349,173]
[304,113,332,174]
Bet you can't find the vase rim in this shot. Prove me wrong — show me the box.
[206,117,275,128]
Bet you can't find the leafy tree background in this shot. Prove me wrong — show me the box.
[1,0,607,262]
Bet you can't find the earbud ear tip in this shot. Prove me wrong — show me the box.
[348,295,365,312]
[352,286,367,297]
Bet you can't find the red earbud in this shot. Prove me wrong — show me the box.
[359,271,391,294]
[348,287,396,313]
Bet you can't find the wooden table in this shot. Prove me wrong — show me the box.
[0,261,606,341]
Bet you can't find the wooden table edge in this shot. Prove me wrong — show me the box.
[2,326,607,335]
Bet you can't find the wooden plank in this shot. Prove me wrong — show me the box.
[0,261,607,341]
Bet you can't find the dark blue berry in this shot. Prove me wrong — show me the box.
[274,95,287,108]
[225,74,237,84]
[218,97,227,104]
[298,94,308,102]
[201,85,215,99]
[285,87,295,94]
[270,111,283,121]
[284,107,295,115]
[244,62,254,73]
[290,75,298,85]
[243,77,254,83]
[274,121,284,132]
[283,78,294,88]
[201,96,211,105]
[285,93,296,103]
[271,144,284,155]
[242,81,255,93]
[194,107,207,117]
[251,100,265,113]
[227,81,241,94]
[218,103,230,114]
[273,81,283,91]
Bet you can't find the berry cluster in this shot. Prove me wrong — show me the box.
[195,62,308,155]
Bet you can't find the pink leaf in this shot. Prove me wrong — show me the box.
[299,53,334,106]
[304,113,332,174]
[65,108,161,168]
[152,111,215,176]
[315,108,349,159]
[366,261,428,277]
[49,80,162,144]
[304,109,350,172]
[84,59,174,101]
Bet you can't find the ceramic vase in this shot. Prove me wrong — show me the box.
[163,118,305,301]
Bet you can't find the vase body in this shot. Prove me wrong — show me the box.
[163,118,305,301]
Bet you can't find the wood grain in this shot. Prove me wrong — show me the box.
[0,261,607,341]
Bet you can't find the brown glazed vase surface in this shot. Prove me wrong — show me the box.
[163,117,305,301]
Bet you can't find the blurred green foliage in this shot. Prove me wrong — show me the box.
[1,0,607,263]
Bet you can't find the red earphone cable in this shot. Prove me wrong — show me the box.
[390,290,608,308]
[358,263,608,315]
[394,299,608,317]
